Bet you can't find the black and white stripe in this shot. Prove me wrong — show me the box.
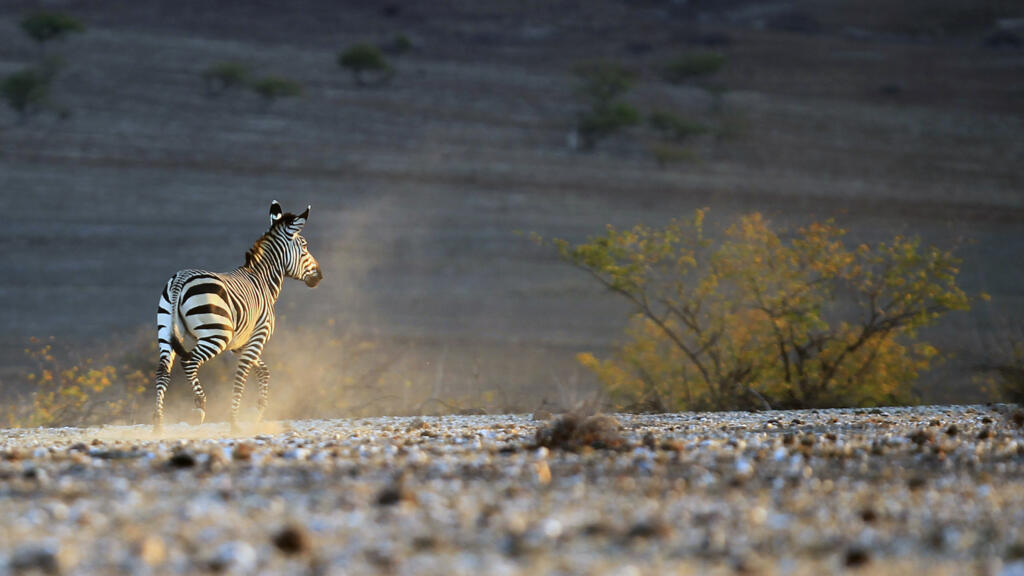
[154,201,322,432]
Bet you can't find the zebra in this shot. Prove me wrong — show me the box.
[154,201,323,433]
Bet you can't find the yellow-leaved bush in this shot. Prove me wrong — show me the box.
[547,210,971,411]
[1,335,152,428]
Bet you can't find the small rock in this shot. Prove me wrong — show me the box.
[272,524,311,555]
[534,460,552,485]
[1012,411,1024,428]
[137,535,166,566]
[168,451,196,468]
[10,542,65,575]
[232,443,254,461]
[626,518,670,540]
[376,483,412,506]
[845,546,871,567]
[642,432,657,450]
[909,429,933,446]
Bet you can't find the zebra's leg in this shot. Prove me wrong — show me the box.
[230,338,267,432]
[181,338,227,426]
[254,359,270,423]
[155,279,177,435]
[153,346,176,434]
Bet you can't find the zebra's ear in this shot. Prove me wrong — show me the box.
[269,201,283,224]
[290,205,310,236]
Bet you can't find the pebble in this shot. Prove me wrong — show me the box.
[208,541,257,573]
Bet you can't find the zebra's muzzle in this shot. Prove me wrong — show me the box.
[305,270,323,287]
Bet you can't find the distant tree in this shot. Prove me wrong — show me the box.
[338,43,393,85]
[572,61,640,151]
[338,44,394,86]
[1,67,51,120]
[250,76,303,107]
[575,61,634,104]
[662,51,726,84]
[20,11,85,48]
[201,61,252,97]
[542,210,971,411]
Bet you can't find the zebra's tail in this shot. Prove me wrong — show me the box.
[155,275,185,431]
[157,277,187,360]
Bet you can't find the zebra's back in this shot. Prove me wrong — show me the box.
[158,268,271,355]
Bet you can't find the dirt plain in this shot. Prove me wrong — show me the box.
[1,406,1024,575]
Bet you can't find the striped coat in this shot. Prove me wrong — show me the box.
[154,201,322,432]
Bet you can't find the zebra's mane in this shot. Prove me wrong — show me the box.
[244,213,299,267]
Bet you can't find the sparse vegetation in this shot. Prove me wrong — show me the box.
[250,76,303,106]
[20,11,85,47]
[534,412,625,451]
[201,61,252,97]
[543,210,971,411]
[338,44,394,86]
[383,34,413,55]
[648,110,708,142]
[979,337,1024,404]
[1,67,52,120]
[648,142,698,167]
[1,336,151,428]
[572,61,641,151]
[662,51,726,84]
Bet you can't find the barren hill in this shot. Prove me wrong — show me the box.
[1,0,1022,409]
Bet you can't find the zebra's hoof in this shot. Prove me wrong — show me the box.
[192,408,206,426]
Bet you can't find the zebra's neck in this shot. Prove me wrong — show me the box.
[243,259,287,302]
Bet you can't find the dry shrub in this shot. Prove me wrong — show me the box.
[535,412,625,450]
[545,210,973,411]
[2,333,153,428]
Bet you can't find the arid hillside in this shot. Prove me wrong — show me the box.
[0,0,1022,411]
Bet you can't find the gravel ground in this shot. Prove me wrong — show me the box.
[1,406,1023,575]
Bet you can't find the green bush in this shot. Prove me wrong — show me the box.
[20,11,85,45]
[250,76,303,105]
[573,61,635,105]
[648,110,708,142]
[542,210,971,411]
[572,61,639,150]
[577,102,641,150]
[201,61,252,96]
[663,51,726,84]
[338,43,394,86]
[1,67,51,119]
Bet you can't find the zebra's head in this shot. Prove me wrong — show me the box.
[268,201,323,287]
